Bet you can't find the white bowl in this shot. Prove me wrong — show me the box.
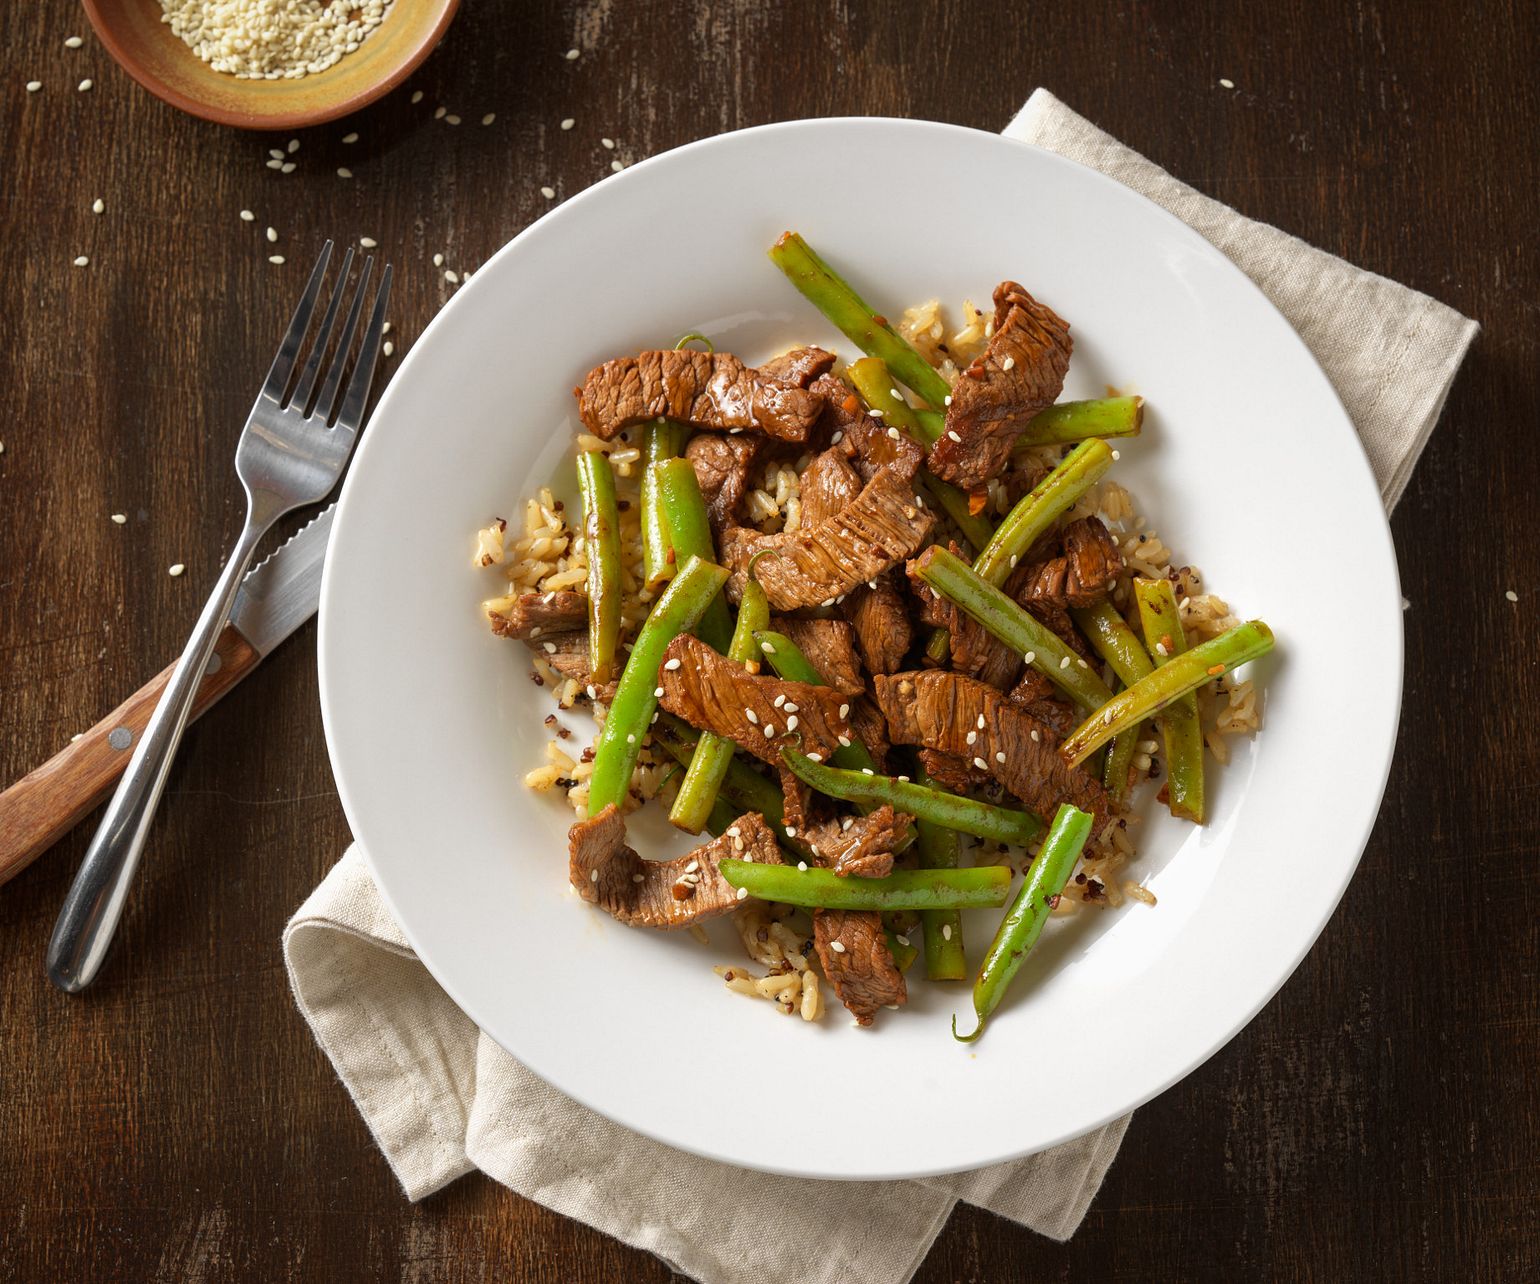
[318,118,1402,1179]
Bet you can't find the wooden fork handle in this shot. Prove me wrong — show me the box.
[0,625,262,889]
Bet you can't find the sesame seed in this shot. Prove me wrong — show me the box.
[411,90,424,103]
[110,513,126,525]
[65,36,84,48]
[830,432,843,445]
[966,730,977,745]
[446,115,461,126]
[1030,729,1040,742]
[432,253,444,267]
[78,79,93,91]
[444,269,459,283]
[783,703,797,713]
[1111,450,1121,460]
[565,47,580,59]
[977,714,986,729]
[664,658,681,670]
[947,430,962,442]
[797,861,808,871]
[337,167,353,179]
[610,160,624,172]
[764,723,776,737]
[941,924,952,941]
[1506,589,1519,602]
[342,132,359,144]
[761,642,776,654]
[266,226,278,242]
[482,112,496,125]
[626,732,636,743]
[26,81,42,93]
[995,751,1006,763]
[382,322,391,334]
[889,387,903,401]
[359,237,377,248]
[972,756,987,770]
[91,198,105,214]
[590,868,599,882]
[653,687,664,698]
[382,341,394,357]
[838,703,850,718]
[1104,711,1115,725]
[542,641,556,654]
[270,148,286,160]
[266,159,283,170]
[287,138,299,153]
[561,117,575,130]
[72,255,89,267]
[887,426,900,440]
[268,255,285,264]
[773,694,785,708]
[745,708,758,724]
[540,185,556,198]
[1220,77,1235,88]
[1023,651,1036,664]
[601,136,615,149]
[1001,356,1015,371]
[1079,658,1090,668]
[862,768,874,775]
[944,394,953,406]
[785,825,797,838]
[168,563,186,577]
[830,940,846,953]
[736,887,749,900]
[433,106,446,119]
[632,873,644,883]
[1059,655,1071,669]
[837,735,851,747]
[280,162,296,173]
[785,715,798,732]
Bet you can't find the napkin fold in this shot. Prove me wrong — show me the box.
[285,89,1477,1284]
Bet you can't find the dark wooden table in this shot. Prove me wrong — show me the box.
[4,1,1535,1279]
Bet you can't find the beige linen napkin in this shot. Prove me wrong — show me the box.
[285,89,1476,1283]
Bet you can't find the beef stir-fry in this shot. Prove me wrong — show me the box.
[479,233,1275,1040]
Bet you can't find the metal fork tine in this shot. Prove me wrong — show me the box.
[259,241,333,403]
[312,256,374,423]
[286,245,356,413]
[333,263,393,437]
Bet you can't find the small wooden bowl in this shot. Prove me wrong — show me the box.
[82,0,461,131]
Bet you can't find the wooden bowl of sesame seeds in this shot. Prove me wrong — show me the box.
[82,0,460,130]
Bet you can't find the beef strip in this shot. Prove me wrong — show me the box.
[803,804,910,878]
[526,631,618,703]
[686,433,761,534]
[814,909,906,1024]
[576,349,824,442]
[830,408,925,483]
[656,635,853,770]
[774,617,866,697]
[927,282,1073,489]
[1062,516,1124,607]
[487,590,587,640]
[874,670,1110,828]
[1006,668,1079,740]
[797,450,914,672]
[847,696,891,772]
[568,805,781,928]
[721,465,934,610]
[758,345,838,388]
[1018,557,1069,608]
[917,748,991,794]
[846,577,913,675]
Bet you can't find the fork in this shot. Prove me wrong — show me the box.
[46,242,391,993]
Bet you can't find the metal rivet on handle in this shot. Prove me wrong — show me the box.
[107,728,133,751]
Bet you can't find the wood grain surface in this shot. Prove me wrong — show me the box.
[2,1,1535,1280]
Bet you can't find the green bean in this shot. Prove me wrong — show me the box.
[846,357,994,552]
[652,458,734,652]
[884,926,919,973]
[954,803,1092,1043]
[974,439,1114,586]
[576,450,622,685]
[641,421,689,590]
[915,767,966,982]
[653,715,789,829]
[670,579,771,833]
[768,233,953,409]
[752,630,876,772]
[1061,621,1275,766]
[587,556,729,816]
[1071,600,1155,809]
[781,748,1044,847]
[720,860,1012,912]
[1015,396,1144,450]
[1071,598,1154,689]
[1133,577,1205,823]
[913,546,1113,710]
